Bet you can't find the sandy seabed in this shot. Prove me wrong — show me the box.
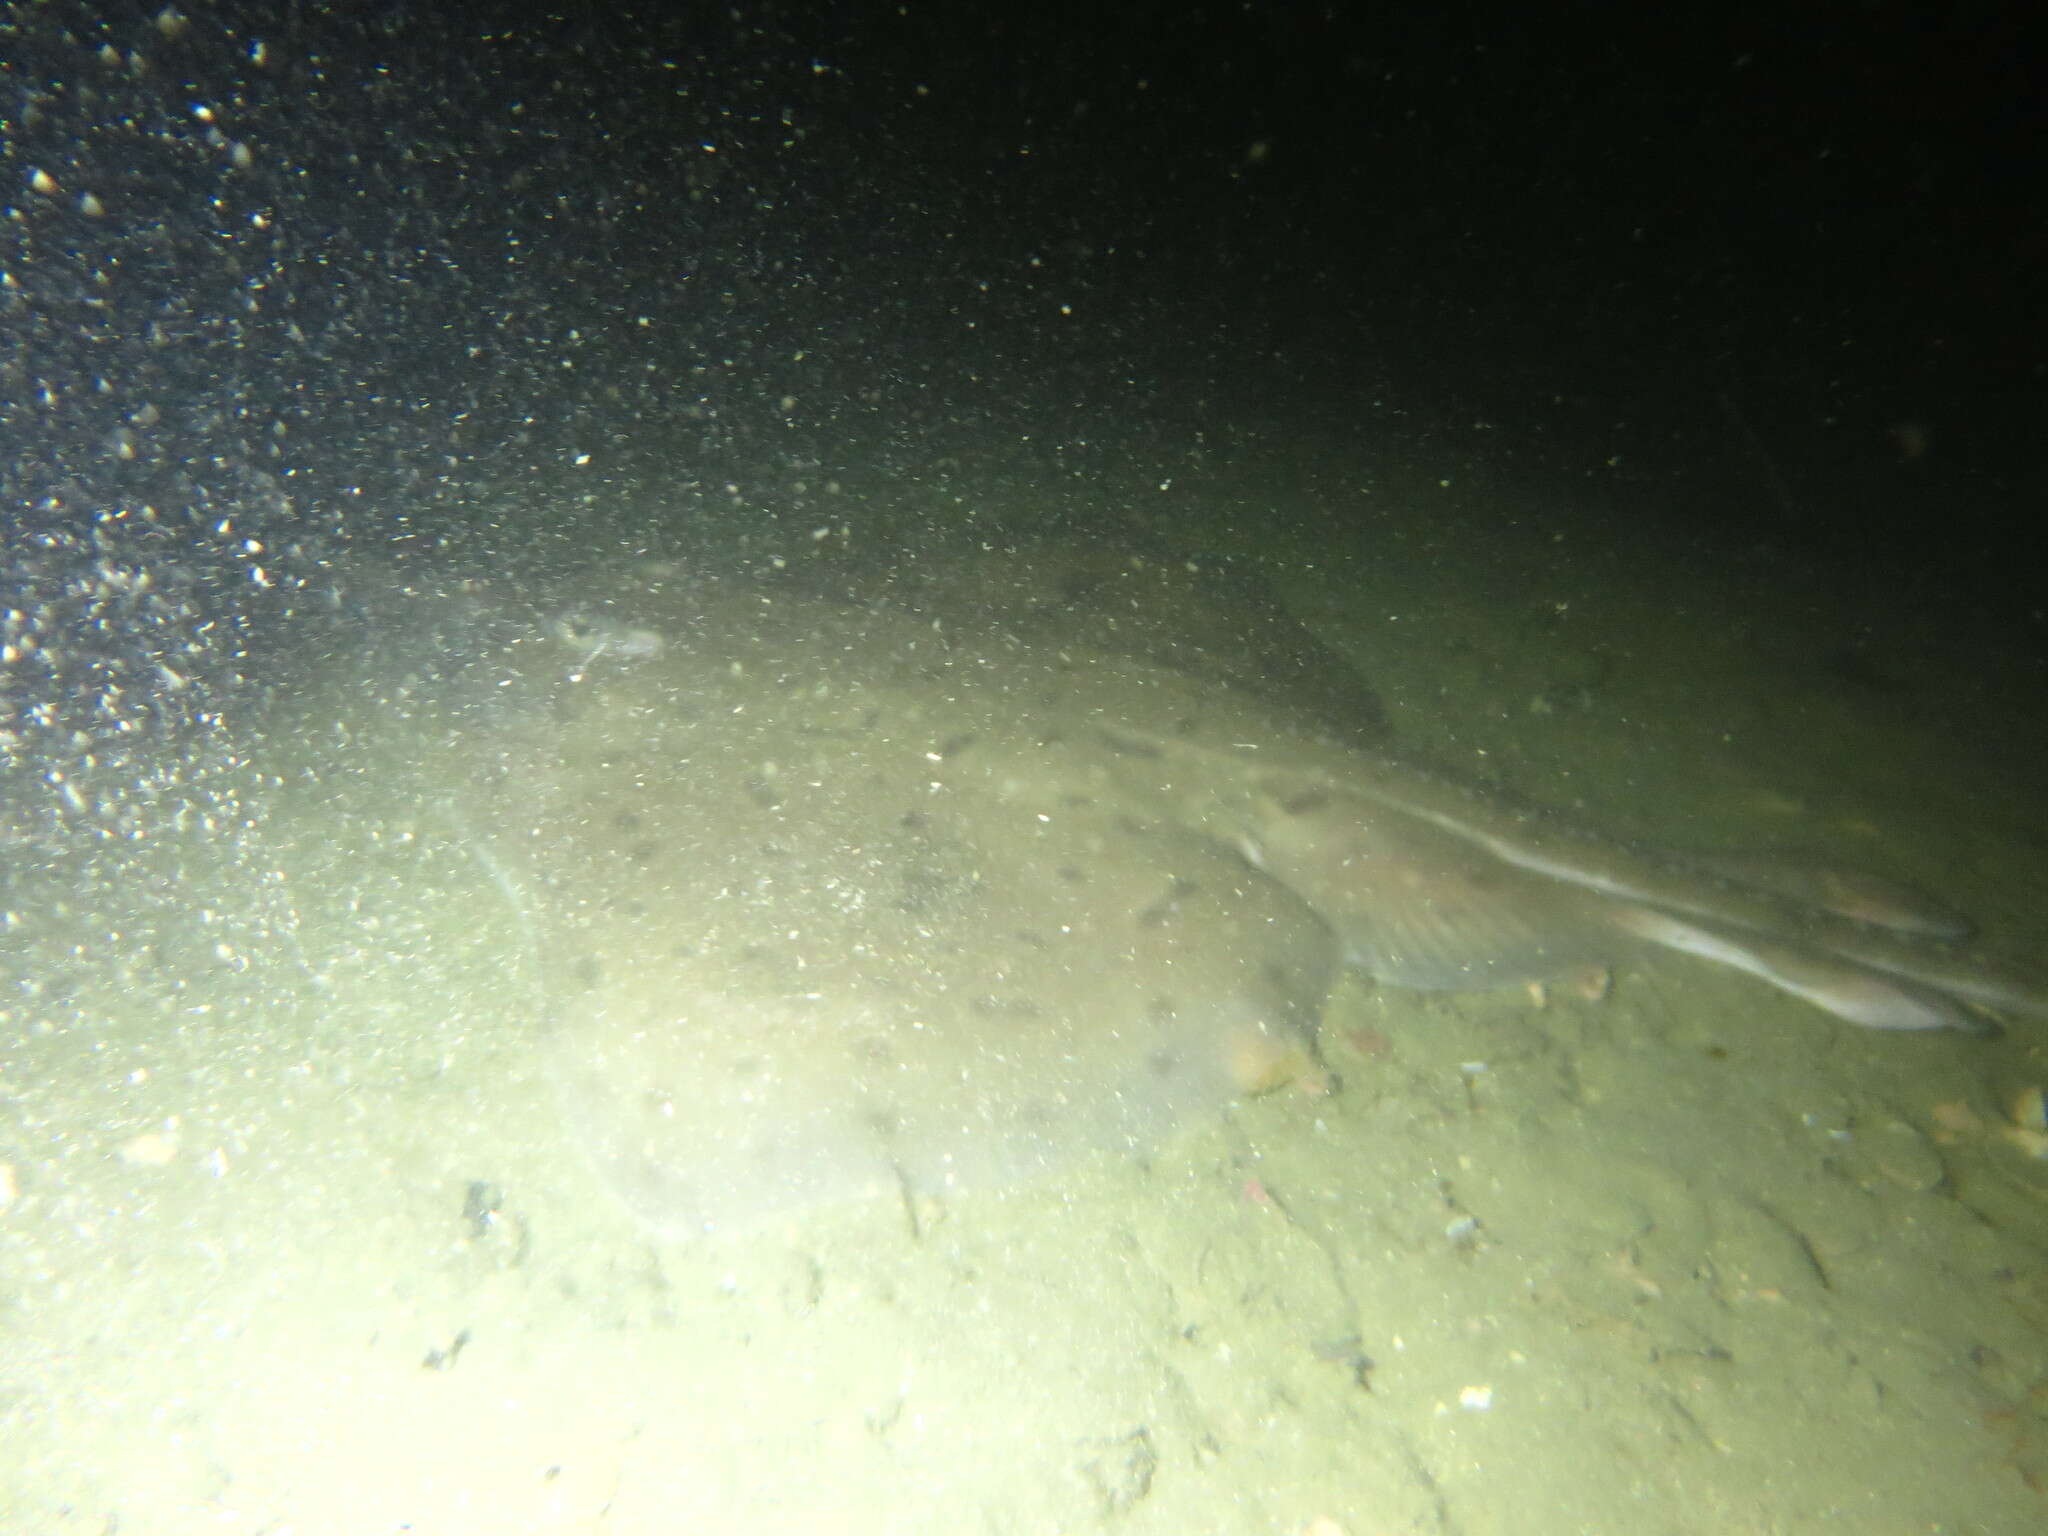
[4,428,2046,1536]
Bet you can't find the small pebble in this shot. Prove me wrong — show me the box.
[1868,1117,1944,1193]
[118,1130,179,1166]
[2010,1085,2048,1133]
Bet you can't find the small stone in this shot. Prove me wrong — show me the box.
[2010,1085,2048,1133]
[1081,1428,1157,1516]
[118,1130,179,1166]
[1868,1117,1944,1193]
[1929,1099,1983,1137]
[1997,1125,2048,1160]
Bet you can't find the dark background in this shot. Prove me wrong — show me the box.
[3,0,2043,847]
